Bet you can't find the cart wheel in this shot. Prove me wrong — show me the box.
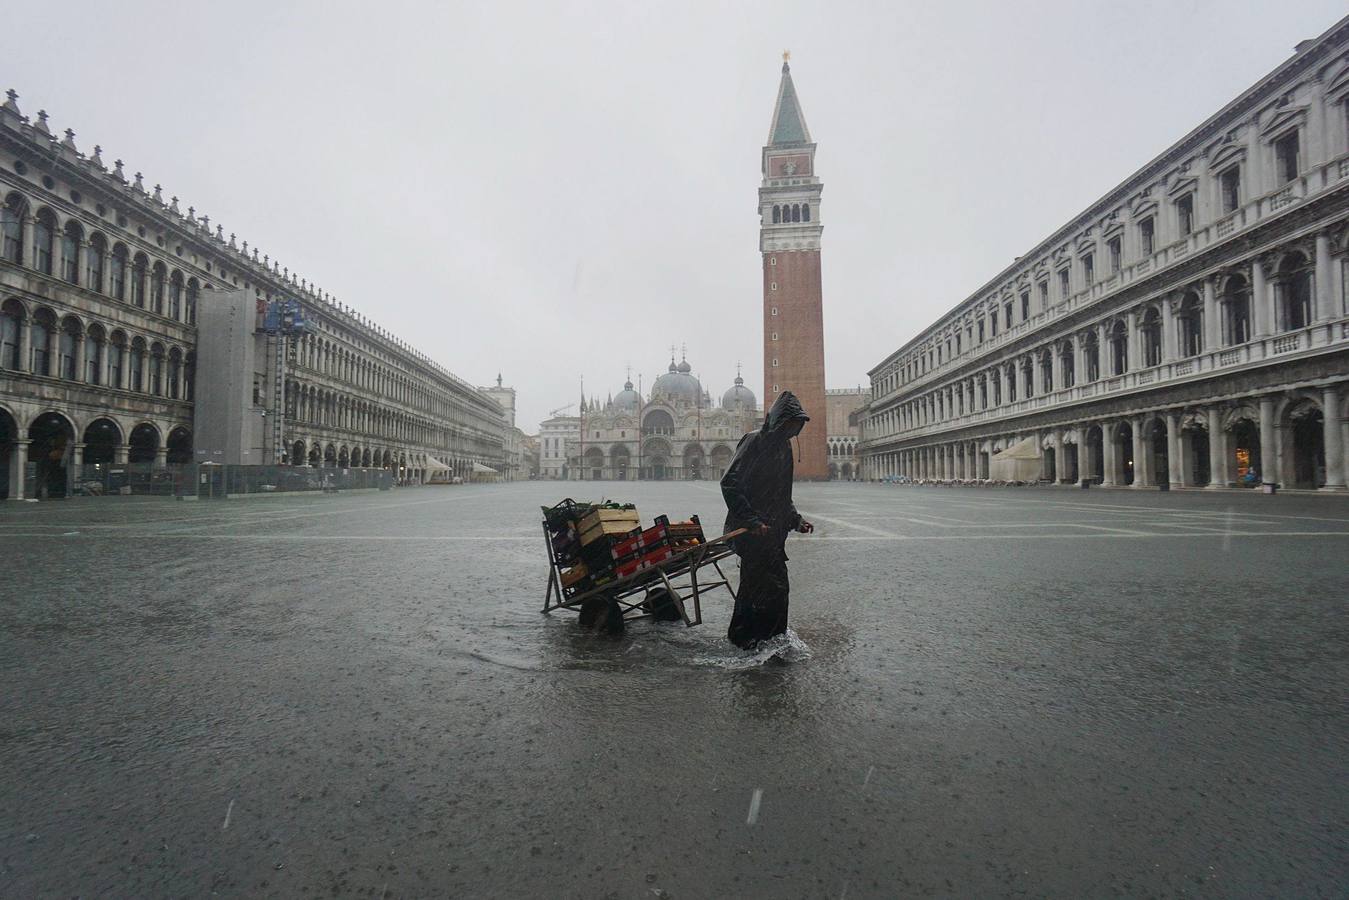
[578,594,607,628]
[602,596,626,635]
[643,587,682,622]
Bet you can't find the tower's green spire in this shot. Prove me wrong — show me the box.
[767,57,811,146]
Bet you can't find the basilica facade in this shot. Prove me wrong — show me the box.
[860,18,1349,492]
[567,355,762,481]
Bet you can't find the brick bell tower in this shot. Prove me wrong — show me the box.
[760,53,827,480]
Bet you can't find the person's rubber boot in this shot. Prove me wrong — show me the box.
[602,597,626,635]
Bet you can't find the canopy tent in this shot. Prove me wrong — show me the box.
[472,462,497,474]
[424,456,453,483]
[989,436,1044,482]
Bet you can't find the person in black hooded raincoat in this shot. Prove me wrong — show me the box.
[720,390,814,649]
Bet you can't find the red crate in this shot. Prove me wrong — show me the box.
[612,521,670,559]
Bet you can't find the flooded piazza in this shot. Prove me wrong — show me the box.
[2,482,1346,897]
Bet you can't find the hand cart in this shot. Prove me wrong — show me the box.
[542,520,746,628]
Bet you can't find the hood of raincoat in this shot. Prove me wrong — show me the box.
[761,390,810,437]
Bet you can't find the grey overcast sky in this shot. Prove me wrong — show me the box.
[7,0,1346,430]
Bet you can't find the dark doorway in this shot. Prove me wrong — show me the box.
[83,418,120,466]
[30,412,75,498]
[1063,443,1079,483]
[1190,429,1211,486]
[0,408,17,499]
[1230,419,1260,485]
[167,427,192,465]
[128,423,159,464]
[1085,426,1103,483]
[1150,421,1168,486]
[1118,423,1135,485]
[1291,410,1325,488]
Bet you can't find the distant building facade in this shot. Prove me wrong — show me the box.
[539,415,579,480]
[825,387,865,480]
[860,19,1349,491]
[0,91,506,498]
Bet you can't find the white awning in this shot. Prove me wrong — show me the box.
[991,436,1041,460]
[424,456,451,472]
[472,462,498,474]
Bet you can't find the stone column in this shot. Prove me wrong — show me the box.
[72,329,85,383]
[1202,277,1220,352]
[1127,310,1142,372]
[1102,422,1117,486]
[154,446,168,470]
[1132,416,1149,488]
[1259,395,1278,487]
[1161,296,1177,363]
[1206,406,1226,488]
[1166,412,1183,487]
[21,215,35,269]
[1051,349,1062,393]
[1314,231,1334,324]
[1252,257,1270,339]
[1323,386,1345,490]
[9,440,28,500]
[114,443,129,465]
[17,314,30,373]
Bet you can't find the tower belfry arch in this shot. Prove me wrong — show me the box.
[759,56,827,479]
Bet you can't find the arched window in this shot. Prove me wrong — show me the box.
[1,194,25,263]
[107,331,126,389]
[1110,320,1129,375]
[169,271,184,321]
[1276,253,1312,331]
[59,317,80,380]
[149,343,165,395]
[61,220,82,284]
[129,337,146,391]
[1005,364,1017,402]
[167,347,182,399]
[150,262,167,315]
[186,277,199,324]
[1141,308,1162,367]
[33,209,56,274]
[1222,275,1250,345]
[1059,340,1075,388]
[84,324,104,384]
[791,204,801,223]
[0,299,22,370]
[1178,292,1202,357]
[30,309,54,376]
[87,233,106,291]
[802,204,810,222]
[109,244,128,301]
[131,253,148,308]
[772,205,781,224]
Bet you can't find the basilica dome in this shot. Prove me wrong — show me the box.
[721,374,757,412]
[651,357,703,405]
[613,379,641,412]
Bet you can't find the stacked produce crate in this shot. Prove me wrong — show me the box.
[543,499,640,597]
[543,500,708,599]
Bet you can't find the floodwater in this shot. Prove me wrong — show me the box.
[2,482,1347,897]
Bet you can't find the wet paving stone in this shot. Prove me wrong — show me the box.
[2,483,1347,897]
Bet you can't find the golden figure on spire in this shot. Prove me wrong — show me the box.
[782,50,791,62]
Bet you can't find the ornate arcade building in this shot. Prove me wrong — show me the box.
[0,91,506,499]
[860,18,1349,491]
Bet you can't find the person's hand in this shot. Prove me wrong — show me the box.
[752,523,771,536]
[797,520,814,534]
